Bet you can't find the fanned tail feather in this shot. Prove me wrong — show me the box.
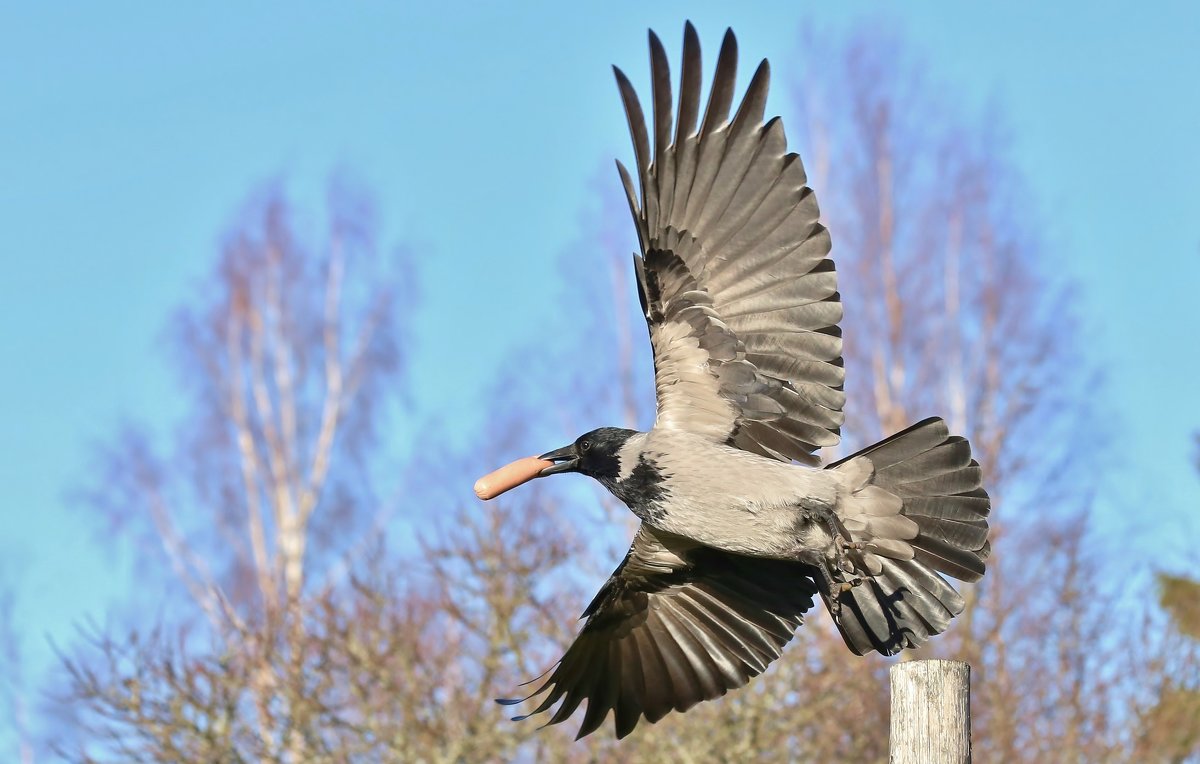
[824,417,990,656]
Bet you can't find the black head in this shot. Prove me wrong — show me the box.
[539,427,637,481]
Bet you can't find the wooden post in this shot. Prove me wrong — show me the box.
[889,659,971,764]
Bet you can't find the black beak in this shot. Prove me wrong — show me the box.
[538,444,579,476]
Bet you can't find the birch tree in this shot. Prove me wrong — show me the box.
[61,182,409,761]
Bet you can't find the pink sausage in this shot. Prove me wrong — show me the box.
[474,456,554,500]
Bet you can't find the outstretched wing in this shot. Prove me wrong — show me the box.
[616,24,844,464]
[500,524,818,740]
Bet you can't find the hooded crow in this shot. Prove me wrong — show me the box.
[484,23,990,741]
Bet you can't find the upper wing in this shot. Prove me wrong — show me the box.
[500,524,818,740]
[616,24,845,463]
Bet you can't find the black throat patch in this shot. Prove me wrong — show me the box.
[601,455,670,523]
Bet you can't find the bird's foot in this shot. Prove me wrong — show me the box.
[833,536,869,577]
[834,535,866,554]
[830,579,863,596]
[816,556,864,620]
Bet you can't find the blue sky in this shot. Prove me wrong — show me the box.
[2,0,1198,750]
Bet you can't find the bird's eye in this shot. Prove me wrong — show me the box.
[580,440,592,452]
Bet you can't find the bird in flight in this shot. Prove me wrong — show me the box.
[476,22,990,741]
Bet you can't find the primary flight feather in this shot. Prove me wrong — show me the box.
[479,22,990,741]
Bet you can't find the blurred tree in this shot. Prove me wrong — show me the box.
[1133,572,1200,762]
[55,182,608,763]
[0,586,35,764]
[1127,436,1200,761]
[58,182,415,761]
[1159,573,1200,641]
